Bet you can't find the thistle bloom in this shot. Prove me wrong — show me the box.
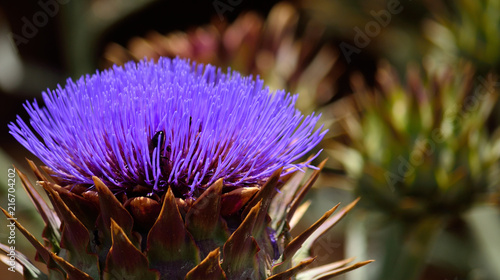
[3,57,371,280]
[10,57,325,196]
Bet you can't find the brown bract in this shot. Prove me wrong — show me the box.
[0,158,371,279]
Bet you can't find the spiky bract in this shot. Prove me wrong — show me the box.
[328,62,500,218]
[1,161,371,280]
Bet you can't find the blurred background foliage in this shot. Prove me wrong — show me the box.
[1,0,499,279]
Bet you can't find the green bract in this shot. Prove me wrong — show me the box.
[329,62,500,219]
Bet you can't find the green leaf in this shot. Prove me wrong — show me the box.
[273,203,338,274]
[0,207,66,279]
[93,177,134,237]
[17,166,61,251]
[147,188,200,278]
[43,185,100,279]
[267,258,315,280]
[93,176,137,269]
[184,248,226,280]
[104,219,159,280]
[0,243,48,280]
[185,179,229,258]
[43,180,99,231]
[222,201,261,279]
[294,198,359,263]
[287,160,326,223]
[220,187,259,216]
[242,168,283,218]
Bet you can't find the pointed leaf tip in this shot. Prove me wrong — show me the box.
[93,176,134,236]
[287,160,327,222]
[40,180,98,231]
[267,258,315,280]
[314,260,374,280]
[222,201,262,278]
[126,196,161,232]
[185,248,226,280]
[49,252,94,280]
[0,207,67,278]
[104,219,158,280]
[296,257,359,280]
[283,203,340,261]
[0,243,47,279]
[185,178,223,238]
[243,167,282,218]
[220,187,259,216]
[16,168,61,246]
[147,188,199,278]
[25,159,50,182]
[43,187,100,278]
[306,197,360,245]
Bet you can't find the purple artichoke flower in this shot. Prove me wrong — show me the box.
[3,57,372,280]
[9,57,325,197]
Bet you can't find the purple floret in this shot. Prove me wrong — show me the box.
[9,57,326,196]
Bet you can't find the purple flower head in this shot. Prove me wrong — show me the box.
[9,57,326,197]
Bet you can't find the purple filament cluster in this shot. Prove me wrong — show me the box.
[9,58,326,195]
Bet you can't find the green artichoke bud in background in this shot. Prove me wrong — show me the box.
[326,61,500,280]
[424,0,500,74]
[329,61,499,218]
